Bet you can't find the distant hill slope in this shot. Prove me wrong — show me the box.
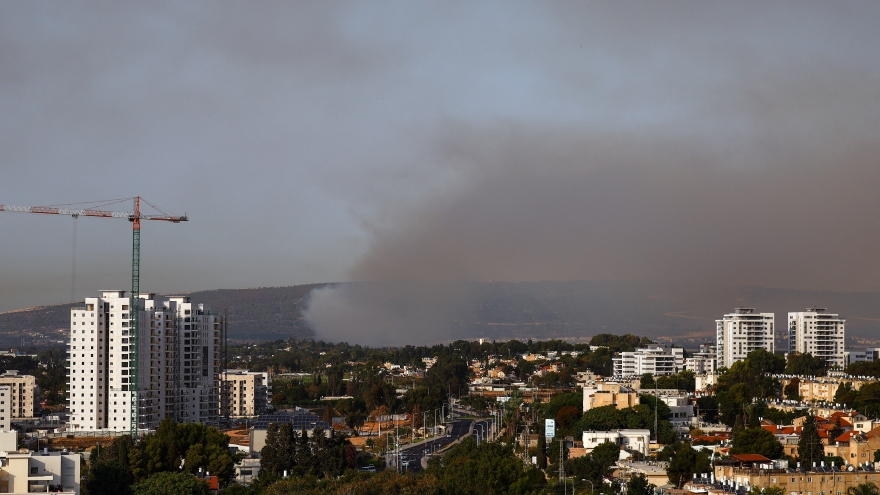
[1,282,879,347]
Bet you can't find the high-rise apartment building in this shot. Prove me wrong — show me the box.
[67,291,223,432]
[715,308,774,369]
[788,308,845,369]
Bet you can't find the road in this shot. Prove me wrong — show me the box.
[388,418,494,473]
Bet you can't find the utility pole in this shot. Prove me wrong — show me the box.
[559,436,565,484]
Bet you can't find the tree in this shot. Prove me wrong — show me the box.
[853,382,880,418]
[83,461,134,495]
[132,472,210,495]
[847,482,880,495]
[747,349,786,375]
[751,486,785,495]
[556,405,581,431]
[784,378,801,401]
[427,437,546,495]
[666,441,711,488]
[835,382,857,407]
[537,434,547,470]
[592,441,621,471]
[730,427,784,459]
[128,419,235,486]
[696,396,718,423]
[786,353,828,377]
[629,473,656,495]
[82,435,137,495]
[798,415,824,467]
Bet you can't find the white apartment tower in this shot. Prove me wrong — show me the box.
[716,308,775,369]
[612,346,684,377]
[68,291,223,432]
[788,308,845,369]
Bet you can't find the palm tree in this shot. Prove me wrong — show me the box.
[847,482,880,495]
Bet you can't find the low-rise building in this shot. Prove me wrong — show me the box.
[714,456,880,495]
[582,429,651,457]
[659,394,695,429]
[248,409,332,454]
[686,344,718,375]
[0,371,36,420]
[582,383,639,412]
[0,432,80,494]
[824,430,880,465]
[613,346,684,377]
[220,370,271,418]
[0,385,10,431]
[845,348,880,365]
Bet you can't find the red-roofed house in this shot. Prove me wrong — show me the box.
[824,430,880,464]
[203,474,220,494]
[729,454,775,469]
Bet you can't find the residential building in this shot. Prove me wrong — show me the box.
[789,309,846,369]
[582,429,650,457]
[778,377,872,404]
[220,370,271,418]
[67,291,223,432]
[612,345,684,377]
[0,432,80,494]
[0,385,10,431]
[660,394,695,429]
[695,373,718,393]
[582,382,639,412]
[0,371,36,419]
[714,454,880,495]
[248,409,332,454]
[716,308,775,369]
[824,430,880,463]
[845,348,880,366]
[685,344,717,374]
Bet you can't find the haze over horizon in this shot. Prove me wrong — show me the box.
[2,3,880,344]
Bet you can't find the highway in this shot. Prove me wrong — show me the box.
[387,417,495,473]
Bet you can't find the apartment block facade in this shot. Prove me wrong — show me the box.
[67,291,223,432]
[0,371,36,419]
[716,308,775,369]
[220,369,271,418]
[788,309,846,369]
[612,345,684,377]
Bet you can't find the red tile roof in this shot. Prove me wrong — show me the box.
[731,454,772,462]
[835,431,857,443]
[203,476,219,491]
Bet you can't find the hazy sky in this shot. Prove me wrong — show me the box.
[2,3,880,340]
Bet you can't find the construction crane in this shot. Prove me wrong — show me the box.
[0,196,187,438]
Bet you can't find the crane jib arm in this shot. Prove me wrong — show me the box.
[0,205,186,223]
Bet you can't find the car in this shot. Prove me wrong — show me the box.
[359,466,376,473]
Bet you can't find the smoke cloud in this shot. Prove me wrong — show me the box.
[306,66,880,344]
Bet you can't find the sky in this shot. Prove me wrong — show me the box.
[2,2,880,343]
